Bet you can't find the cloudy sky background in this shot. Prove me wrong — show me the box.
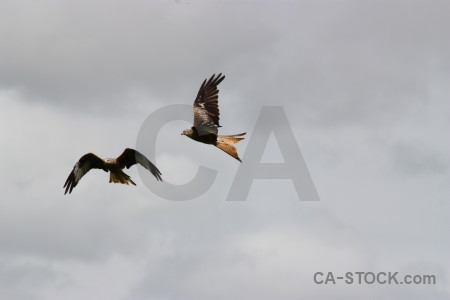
[1,1,449,299]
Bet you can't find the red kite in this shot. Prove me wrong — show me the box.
[181,73,246,162]
[64,148,161,194]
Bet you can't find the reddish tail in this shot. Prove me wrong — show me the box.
[215,133,246,162]
[109,170,136,185]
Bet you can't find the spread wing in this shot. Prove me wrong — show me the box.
[64,153,106,195]
[116,148,162,181]
[193,73,225,127]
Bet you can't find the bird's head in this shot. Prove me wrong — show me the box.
[181,129,192,136]
[104,158,115,164]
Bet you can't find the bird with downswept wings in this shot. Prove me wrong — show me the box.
[64,148,161,194]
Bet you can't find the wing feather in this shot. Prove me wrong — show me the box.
[193,73,225,127]
[63,153,106,195]
[116,148,162,181]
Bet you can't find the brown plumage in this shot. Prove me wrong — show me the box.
[63,148,162,194]
[181,73,246,162]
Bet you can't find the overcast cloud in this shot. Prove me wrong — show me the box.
[0,1,449,299]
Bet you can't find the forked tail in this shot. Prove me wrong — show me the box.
[216,132,246,162]
[109,170,136,185]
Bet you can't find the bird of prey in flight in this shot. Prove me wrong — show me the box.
[64,148,162,194]
[181,73,246,162]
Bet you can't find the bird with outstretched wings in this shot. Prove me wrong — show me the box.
[181,73,246,162]
[64,148,161,194]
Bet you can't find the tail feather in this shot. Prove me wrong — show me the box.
[215,142,242,162]
[215,133,246,162]
[217,132,246,145]
[109,170,136,186]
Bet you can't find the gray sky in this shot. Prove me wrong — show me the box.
[0,1,449,299]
